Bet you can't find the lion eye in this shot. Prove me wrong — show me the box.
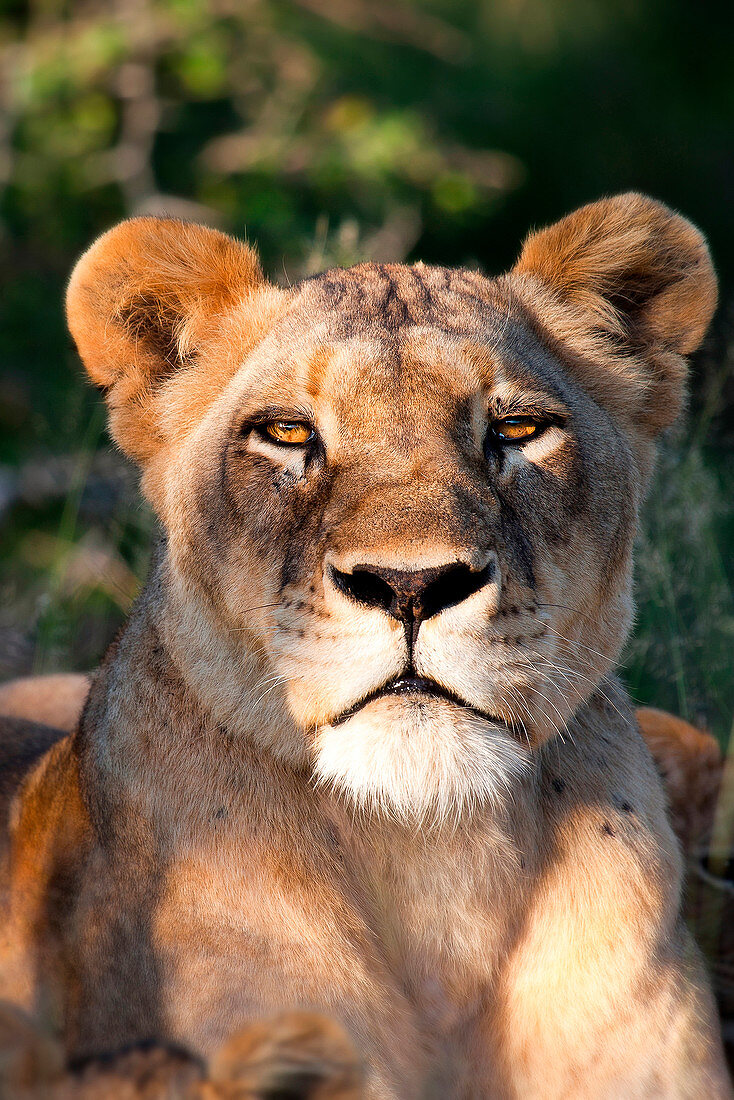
[261,420,315,446]
[491,416,545,444]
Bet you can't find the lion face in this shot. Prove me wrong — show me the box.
[168,268,637,819]
[66,195,716,820]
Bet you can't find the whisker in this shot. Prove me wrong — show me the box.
[537,648,628,722]
[500,682,535,735]
[499,686,533,748]
[538,659,599,694]
[249,675,292,711]
[541,623,611,665]
[523,682,571,745]
[227,602,285,631]
[535,601,586,616]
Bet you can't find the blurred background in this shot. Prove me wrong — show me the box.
[0,0,732,741]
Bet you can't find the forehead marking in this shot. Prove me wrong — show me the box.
[296,261,504,338]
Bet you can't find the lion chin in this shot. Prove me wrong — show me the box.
[312,693,529,824]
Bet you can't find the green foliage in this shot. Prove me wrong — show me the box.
[626,444,734,739]
[0,0,732,739]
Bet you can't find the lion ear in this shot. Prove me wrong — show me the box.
[66,218,266,464]
[511,193,717,433]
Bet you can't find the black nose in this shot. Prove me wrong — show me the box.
[329,560,494,625]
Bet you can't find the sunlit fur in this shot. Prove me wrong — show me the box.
[151,320,634,824]
[313,699,530,826]
[0,195,729,1097]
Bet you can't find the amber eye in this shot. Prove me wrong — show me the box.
[491,416,546,444]
[261,420,315,446]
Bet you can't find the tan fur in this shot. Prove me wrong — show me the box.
[512,192,717,436]
[0,1001,362,1098]
[0,674,713,856]
[0,196,729,1097]
[637,707,723,854]
[0,674,90,734]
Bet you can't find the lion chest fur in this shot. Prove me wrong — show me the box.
[3,590,711,1098]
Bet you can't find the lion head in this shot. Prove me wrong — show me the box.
[66,194,716,822]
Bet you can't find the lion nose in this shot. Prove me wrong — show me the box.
[328,560,494,625]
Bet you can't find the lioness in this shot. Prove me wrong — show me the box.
[0,194,730,1097]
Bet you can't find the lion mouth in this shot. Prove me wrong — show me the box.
[330,674,515,732]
